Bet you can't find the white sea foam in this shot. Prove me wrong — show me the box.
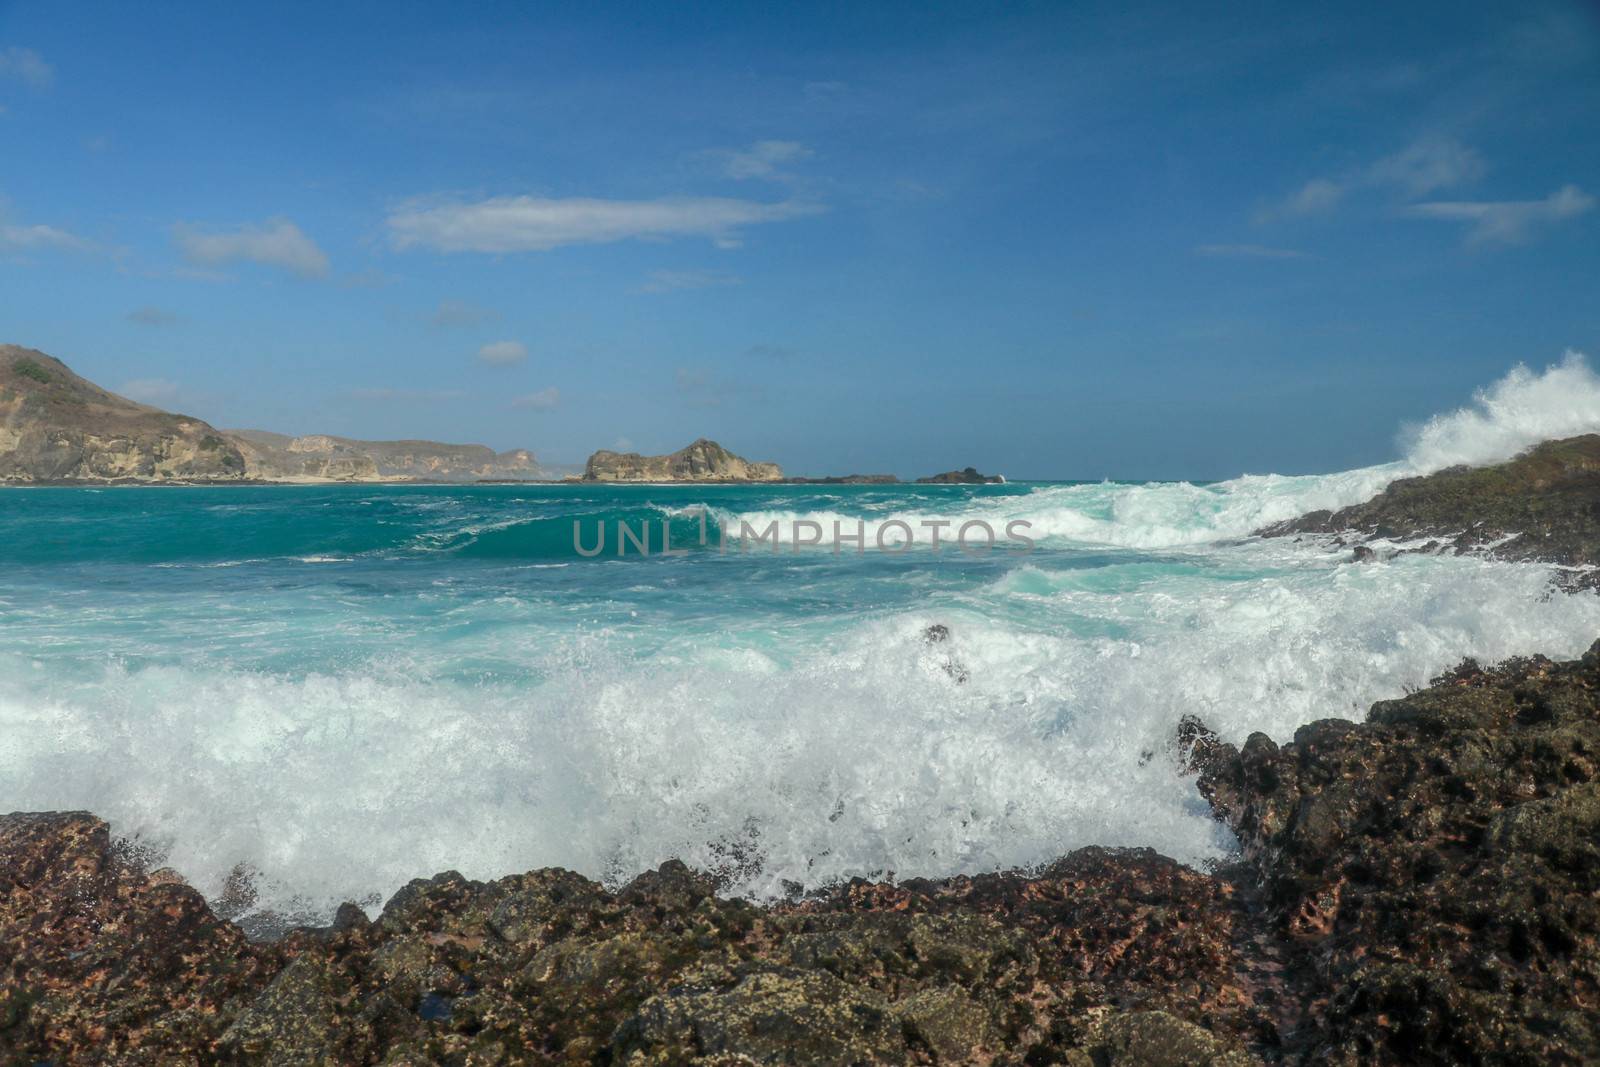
[1,355,1598,921]
[1,547,1596,918]
[1402,351,1600,474]
[720,353,1600,552]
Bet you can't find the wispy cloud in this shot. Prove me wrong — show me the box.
[345,386,466,403]
[1259,137,1485,222]
[510,387,560,410]
[1194,243,1310,260]
[1367,138,1485,196]
[127,306,180,327]
[430,300,497,328]
[639,269,743,293]
[1409,185,1594,244]
[477,340,528,365]
[0,47,52,90]
[118,378,182,404]
[174,219,329,278]
[0,221,94,254]
[1262,178,1345,221]
[704,140,813,181]
[387,195,822,253]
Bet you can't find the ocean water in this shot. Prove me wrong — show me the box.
[3,355,1600,923]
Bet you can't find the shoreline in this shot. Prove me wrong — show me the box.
[5,438,1600,1062]
[6,641,1600,1063]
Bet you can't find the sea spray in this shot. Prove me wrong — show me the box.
[1,355,1599,922]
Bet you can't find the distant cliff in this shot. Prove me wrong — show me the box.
[228,430,542,483]
[583,438,783,482]
[0,345,550,484]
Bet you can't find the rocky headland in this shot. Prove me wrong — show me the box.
[5,440,1600,1064]
[0,345,553,484]
[582,439,783,483]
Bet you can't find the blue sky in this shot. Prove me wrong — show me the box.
[0,1,1596,479]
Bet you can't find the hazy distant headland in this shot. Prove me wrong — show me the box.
[0,345,1004,486]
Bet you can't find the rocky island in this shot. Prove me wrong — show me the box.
[5,438,1600,1064]
[0,345,553,484]
[582,438,783,482]
[916,466,1005,484]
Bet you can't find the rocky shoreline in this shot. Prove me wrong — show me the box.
[5,641,1600,1064]
[1260,434,1600,586]
[7,439,1600,1064]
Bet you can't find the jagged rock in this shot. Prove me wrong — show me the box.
[10,642,1600,1063]
[583,438,782,482]
[1066,1011,1256,1066]
[1193,641,1600,1063]
[1259,435,1600,577]
[915,466,1004,484]
[0,811,281,1063]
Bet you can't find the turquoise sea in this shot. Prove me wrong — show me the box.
[4,360,1600,923]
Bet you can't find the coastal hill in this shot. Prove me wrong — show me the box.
[583,438,782,482]
[0,345,252,483]
[0,345,550,484]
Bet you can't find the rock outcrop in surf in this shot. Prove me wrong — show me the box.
[9,640,1600,1063]
[1259,434,1600,581]
[916,466,1004,484]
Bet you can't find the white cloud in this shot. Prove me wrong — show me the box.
[510,387,560,410]
[1409,185,1595,244]
[0,47,52,90]
[1194,244,1309,260]
[0,221,93,253]
[1261,178,1345,221]
[712,140,813,180]
[127,306,179,327]
[1367,138,1485,196]
[1260,137,1484,222]
[477,340,528,365]
[387,195,822,253]
[430,300,497,328]
[174,219,329,278]
[639,269,743,293]
[118,378,181,404]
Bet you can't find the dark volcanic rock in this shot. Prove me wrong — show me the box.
[9,643,1600,1063]
[1259,435,1600,578]
[916,466,1005,484]
[0,811,282,1063]
[1197,641,1600,1064]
